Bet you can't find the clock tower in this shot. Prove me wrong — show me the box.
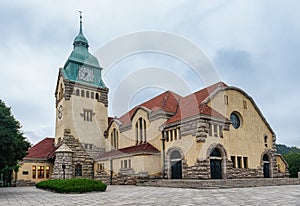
[54,14,108,153]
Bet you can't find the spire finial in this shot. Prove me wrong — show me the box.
[79,11,83,34]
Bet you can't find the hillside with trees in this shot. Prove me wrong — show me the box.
[277,144,300,178]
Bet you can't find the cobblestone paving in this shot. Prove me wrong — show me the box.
[0,185,299,206]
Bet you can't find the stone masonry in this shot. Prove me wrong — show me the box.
[52,129,94,179]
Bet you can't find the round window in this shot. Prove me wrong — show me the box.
[230,112,241,129]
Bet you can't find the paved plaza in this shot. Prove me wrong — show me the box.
[0,185,299,206]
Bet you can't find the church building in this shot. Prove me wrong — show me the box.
[15,15,289,185]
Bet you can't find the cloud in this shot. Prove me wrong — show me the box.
[0,0,300,147]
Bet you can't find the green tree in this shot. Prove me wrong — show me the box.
[0,100,31,186]
[283,151,300,178]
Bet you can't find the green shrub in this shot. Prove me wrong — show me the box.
[36,178,107,193]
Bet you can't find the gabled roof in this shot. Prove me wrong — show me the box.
[96,142,160,160]
[114,82,229,127]
[25,138,56,159]
[118,90,182,125]
[166,82,229,124]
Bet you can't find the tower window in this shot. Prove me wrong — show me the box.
[76,89,80,96]
[82,109,93,121]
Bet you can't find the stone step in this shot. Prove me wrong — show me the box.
[137,178,300,189]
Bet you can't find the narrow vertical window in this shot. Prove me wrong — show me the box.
[208,123,212,136]
[111,128,118,149]
[136,118,147,144]
[231,156,236,168]
[86,91,89,98]
[243,100,247,109]
[237,156,242,168]
[46,166,50,178]
[219,125,223,138]
[214,125,218,137]
[264,135,268,147]
[135,122,139,145]
[243,157,248,169]
[224,95,229,105]
[76,89,80,96]
[91,92,94,99]
[177,128,181,139]
[75,164,82,176]
[83,109,93,121]
[32,166,36,178]
[38,166,44,178]
[81,90,85,97]
[95,93,99,100]
[143,119,146,143]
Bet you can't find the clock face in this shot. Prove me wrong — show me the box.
[58,105,63,119]
[78,67,94,82]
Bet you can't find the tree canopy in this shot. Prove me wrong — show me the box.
[0,100,31,186]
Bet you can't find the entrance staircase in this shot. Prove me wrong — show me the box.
[137,178,300,189]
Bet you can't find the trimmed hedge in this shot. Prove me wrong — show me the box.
[36,178,107,193]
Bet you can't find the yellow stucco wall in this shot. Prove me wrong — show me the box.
[55,76,108,148]
[207,88,274,168]
[96,154,161,176]
[15,161,53,183]
[276,155,287,173]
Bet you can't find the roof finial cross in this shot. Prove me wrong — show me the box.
[79,11,83,33]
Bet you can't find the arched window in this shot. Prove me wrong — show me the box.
[135,118,146,144]
[81,90,85,97]
[75,164,82,176]
[76,89,80,96]
[111,128,118,150]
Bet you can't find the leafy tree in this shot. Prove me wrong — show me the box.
[277,144,300,155]
[0,100,31,186]
[284,151,300,178]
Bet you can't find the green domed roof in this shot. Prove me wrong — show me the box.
[61,13,106,88]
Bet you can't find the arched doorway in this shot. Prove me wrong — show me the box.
[210,148,222,179]
[263,154,270,178]
[170,150,182,179]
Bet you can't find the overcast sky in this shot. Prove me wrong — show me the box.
[0,0,299,147]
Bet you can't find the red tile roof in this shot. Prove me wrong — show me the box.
[25,138,56,159]
[118,90,182,125]
[115,82,229,126]
[96,142,160,160]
